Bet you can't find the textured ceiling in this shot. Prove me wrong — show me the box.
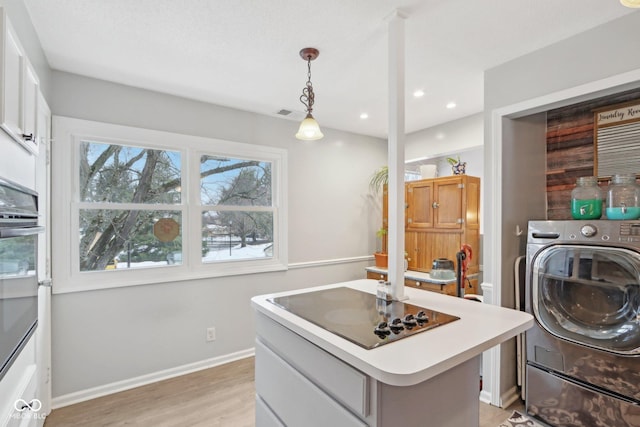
[24,0,637,138]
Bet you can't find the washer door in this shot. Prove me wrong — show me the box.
[532,245,640,355]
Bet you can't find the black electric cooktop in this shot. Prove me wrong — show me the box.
[268,287,459,349]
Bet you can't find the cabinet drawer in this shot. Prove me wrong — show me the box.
[255,312,369,417]
[255,395,285,427]
[366,271,387,280]
[526,365,637,427]
[5,364,39,427]
[404,279,457,296]
[255,341,367,427]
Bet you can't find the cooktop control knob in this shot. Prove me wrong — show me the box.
[374,321,391,337]
[580,224,597,238]
[402,314,418,328]
[389,317,405,333]
[415,310,429,324]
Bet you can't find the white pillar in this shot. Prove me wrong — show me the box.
[386,10,408,301]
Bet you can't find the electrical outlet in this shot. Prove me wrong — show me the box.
[206,327,216,342]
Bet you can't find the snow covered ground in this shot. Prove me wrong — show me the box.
[114,242,271,269]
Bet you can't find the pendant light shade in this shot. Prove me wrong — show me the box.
[295,48,324,141]
[295,113,324,140]
[621,0,640,6]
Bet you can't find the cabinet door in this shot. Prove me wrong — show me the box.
[406,180,433,229]
[0,12,38,154]
[405,231,418,270]
[1,15,24,140]
[255,341,367,427]
[433,177,464,229]
[21,59,39,152]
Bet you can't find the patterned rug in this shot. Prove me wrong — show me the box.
[498,410,546,427]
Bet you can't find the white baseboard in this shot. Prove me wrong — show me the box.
[51,348,255,409]
[500,385,521,408]
[479,389,492,404]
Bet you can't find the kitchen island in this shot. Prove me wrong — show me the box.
[251,279,533,427]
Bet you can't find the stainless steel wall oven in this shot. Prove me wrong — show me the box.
[0,177,42,381]
[526,220,640,427]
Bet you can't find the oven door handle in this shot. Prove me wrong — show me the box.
[0,226,45,238]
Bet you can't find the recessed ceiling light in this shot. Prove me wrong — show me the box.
[446,102,456,109]
[360,113,369,119]
[413,90,425,98]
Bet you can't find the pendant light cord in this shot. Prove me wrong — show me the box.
[299,56,315,114]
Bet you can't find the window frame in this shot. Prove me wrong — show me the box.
[52,116,288,294]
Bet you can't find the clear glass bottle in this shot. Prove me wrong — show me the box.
[376,280,392,303]
[571,176,603,220]
[606,174,640,220]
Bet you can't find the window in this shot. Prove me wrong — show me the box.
[78,141,183,271]
[52,117,287,293]
[200,155,274,264]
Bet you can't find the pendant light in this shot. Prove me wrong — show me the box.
[621,0,640,6]
[295,48,324,140]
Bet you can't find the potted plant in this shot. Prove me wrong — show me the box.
[370,167,389,268]
[369,166,388,194]
[447,156,467,175]
[374,227,388,268]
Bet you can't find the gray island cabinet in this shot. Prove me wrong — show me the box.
[251,279,533,427]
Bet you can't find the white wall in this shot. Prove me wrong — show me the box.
[49,71,387,400]
[404,115,484,236]
[483,10,640,406]
[405,113,483,162]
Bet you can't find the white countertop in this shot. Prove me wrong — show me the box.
[251,279,533,387]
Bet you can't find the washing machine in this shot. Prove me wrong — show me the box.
[525,220,640,427]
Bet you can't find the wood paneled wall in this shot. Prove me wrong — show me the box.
[546,88,640,219]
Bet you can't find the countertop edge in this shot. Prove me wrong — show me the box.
[251,279,534,387]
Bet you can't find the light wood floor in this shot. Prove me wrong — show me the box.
[44,357,522,427]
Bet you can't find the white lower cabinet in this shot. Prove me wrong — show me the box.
[6,372,38,427]
[255,341,367,427]
[255,312,372,426]
[1,342,42,427]
[254,312,481,427]
[255,395,285,427]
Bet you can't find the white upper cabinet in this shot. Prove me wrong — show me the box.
[22,58,39,146]
[0,8,39,155]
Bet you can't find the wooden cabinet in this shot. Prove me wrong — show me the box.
[366,271,387,281]
[400,175,480,275]
[404,278,457,296]
[405,176,477,230]
[406,175,479,231]
[0,8,39,154]
[405,180,434,229]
